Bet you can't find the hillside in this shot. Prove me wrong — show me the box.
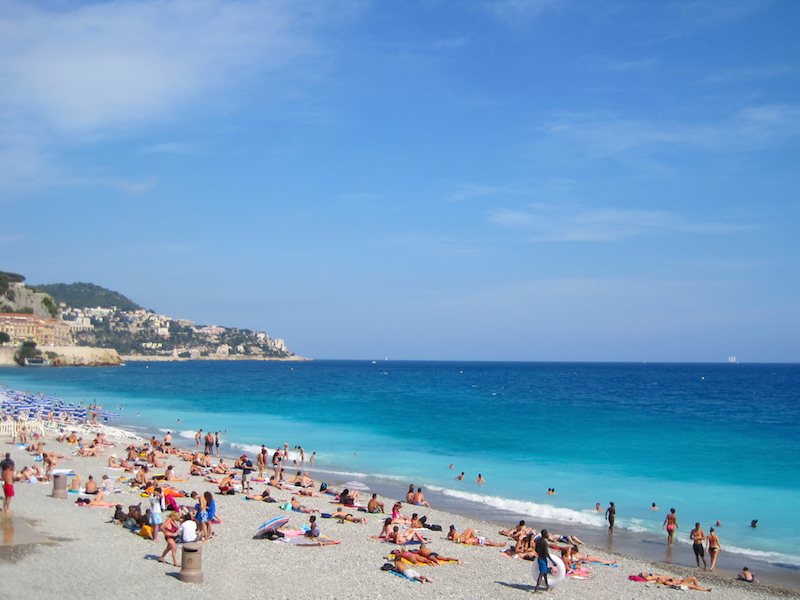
[0,271,57,320]
[35,282,141,311]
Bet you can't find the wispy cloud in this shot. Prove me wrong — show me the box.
[111,177,157,195]
[490,204,752,242]
[539,104,800,159]
[139,142,197,154]
[485,0,562,25]
[447,184,524,202]
[668,0,774,28]
[699,65,792,85]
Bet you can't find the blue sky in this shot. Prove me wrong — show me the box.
[2,0,799,362]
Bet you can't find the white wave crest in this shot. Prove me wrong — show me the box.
[424,485,607,527]
[229,442,263,455]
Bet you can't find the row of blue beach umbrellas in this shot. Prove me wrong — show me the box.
[0,389,120,423]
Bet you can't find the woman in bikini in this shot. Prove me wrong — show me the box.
[159,511,181,565]
[663,508,678,546]
[415,544,462,565]
[391,548,437,566]
[706,527,721,571]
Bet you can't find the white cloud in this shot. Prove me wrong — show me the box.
[0,0,337,134]
[489,204,752,242]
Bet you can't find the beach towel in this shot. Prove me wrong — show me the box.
[628,575,648,582]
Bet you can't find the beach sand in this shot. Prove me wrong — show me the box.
[0,437,794,600]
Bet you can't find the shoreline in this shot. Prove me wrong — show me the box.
[1,425,797,598]
[118,420,800,593]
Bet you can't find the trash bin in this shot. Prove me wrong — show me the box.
[178,542,203,583]
[52,473,68,499]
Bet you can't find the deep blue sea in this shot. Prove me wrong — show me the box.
[2,360,799,575]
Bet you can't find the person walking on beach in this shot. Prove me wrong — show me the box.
[706,527,720,571]
[691,522,707,569]
[2,453,14,513]
[605,502,615,533]
[663,508,678,545]
[533,528,553,593]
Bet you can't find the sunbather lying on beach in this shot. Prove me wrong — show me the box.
[245,488,277,502]
[211,460,229,474]
[563,546,615,567]
[295,488,320,497]
[291,496,319,513]
[390,547,437,566]
[637,573,712,591]
[331,509,367,524]
[392,554,434,584]
[499,521,533,541]
[387,525,428,544]
[415,544,462,565]
[447,526,505,546]
[82,490,116,507]
[269,475,291,490]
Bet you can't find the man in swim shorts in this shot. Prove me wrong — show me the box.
[605,502,615,533]
[690,522,707,569]
[2,453,14,513]
[412,487,431,508]
[533,529,552,593]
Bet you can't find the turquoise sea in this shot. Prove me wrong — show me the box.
[2,360,798,583]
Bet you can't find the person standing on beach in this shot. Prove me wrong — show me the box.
[215,431,221,456]
[195,429,202,449]
[663,508,678,545]
[237,454,253,494]
[691,522,707,569]
[2,453,14,513]
[706,527,720,571]
[256,448,266,480]
[605,502,615,533]
[204,431,214,455]
[533,528,552,593]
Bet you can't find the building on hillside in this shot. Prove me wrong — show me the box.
[0,314,72,346]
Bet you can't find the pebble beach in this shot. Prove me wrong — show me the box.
[0,432,796,600]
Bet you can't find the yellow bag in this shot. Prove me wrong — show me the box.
[138,525,152,539]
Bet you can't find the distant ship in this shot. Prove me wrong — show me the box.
[728,356,738,363]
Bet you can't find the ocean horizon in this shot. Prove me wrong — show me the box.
[2,359,798,586]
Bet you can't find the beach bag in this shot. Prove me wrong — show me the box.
[123,518,137,530]
[380,563,395,571]
[425,524,442,532]
[138,525,153,539]
[319,483,328,492]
